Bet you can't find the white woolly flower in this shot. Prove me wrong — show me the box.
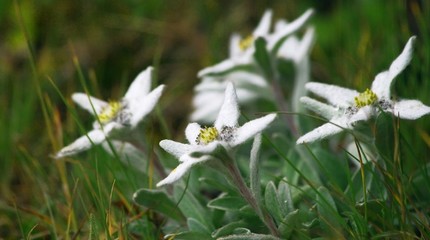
[191,13,315,123]
[157,82,276,187]
[55,66,165,158]
[197,8,314,77]
[297,36,430,144]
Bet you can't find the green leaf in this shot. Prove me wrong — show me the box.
[199,177,236,194]
[277,179,293,215]
[343,211,367,239]
[211,221,247,238]
[174,185,215,230]
[250,134,263,206]
[278,209,300,239]
[218,233,280,240]
[187,217,212,235]
[207,195,247,211]
[253,37,273,78]
[133,188,185,222]
[165,231,212,240]
[316,186,342,238]
[264,181,282,223]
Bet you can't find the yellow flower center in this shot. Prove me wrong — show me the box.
[239,35,254,51]
[98,101,122,123]
[197,126,219,145]
[354,88,378,108]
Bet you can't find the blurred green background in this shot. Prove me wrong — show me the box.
[1,0,429,238]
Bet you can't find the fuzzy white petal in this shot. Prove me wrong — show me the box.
[230,71,269,88]
[278,27,315,63]
[156,155,212,187]
[193,90,223,108]
[198,59,236,77]
[197,72,268,89]
[390,99,430,120]
[128,84,165,128]
[306,82,359,108]
[190,141,220,156]
[124,66,153,101]
[72,93,108,116]
[253,9,273,37]
[300,96,338,120]
[234,114,276,146]
[194,80,224,92]
[229,33,242,58]
[274,19,288,32]
[185,123,201,145]
[215,82,240,129]
[236,88,261,102]
[371,72,390,98]
[268,9,314,49]
[350,106,375,123]
[388,36,416,80]
[371,36,416,98]
[159,140,195,159]
[55,129,107,158]
[296,121,346,144]
[197,57,253,77]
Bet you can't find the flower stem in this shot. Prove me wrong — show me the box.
[225,161,279,237]
[271,75,298,137]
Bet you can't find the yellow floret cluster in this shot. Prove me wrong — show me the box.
[98,101,122,123]
[197,126,219,145]
[239,35,255,51]
[354,88,378,108]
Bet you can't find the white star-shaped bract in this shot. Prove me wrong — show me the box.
[297,36,430,144]
[197,8,314,77]
[157,82,276,187]
[55,66,165,158]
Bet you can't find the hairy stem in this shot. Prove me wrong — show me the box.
[225,161,279,237]
[271,75,298,137]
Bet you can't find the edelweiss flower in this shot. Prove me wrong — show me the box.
[157,82,276,187]
[297,36,430,144]
[197,8,314,77]
[191,17,315,123]
[55,66,165,158]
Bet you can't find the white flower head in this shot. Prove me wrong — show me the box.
[197,8,314,77]
[55,66,165,158]
[297,36,430,144]
[192,14,315,123]
[157,82,276,187]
